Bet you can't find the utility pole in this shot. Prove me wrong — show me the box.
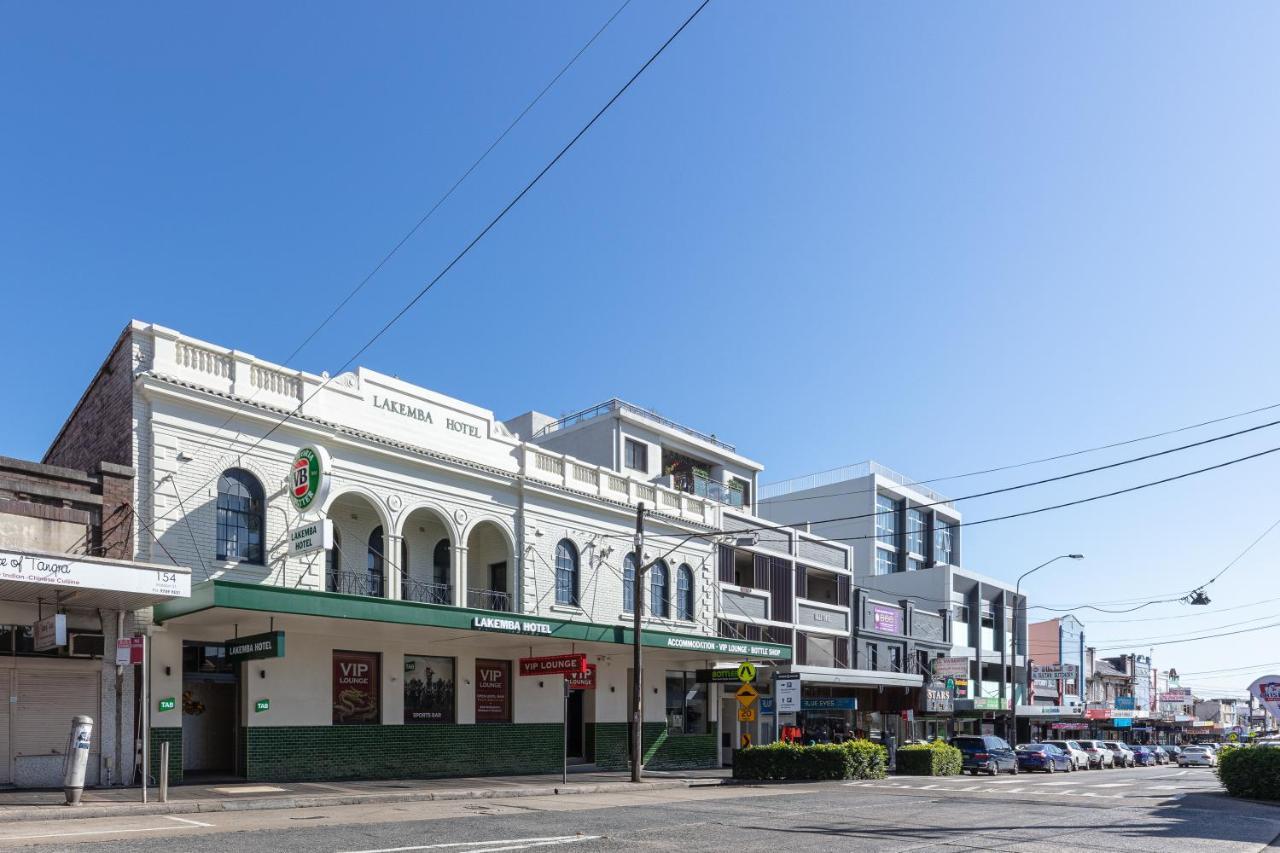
[630,503,646,784]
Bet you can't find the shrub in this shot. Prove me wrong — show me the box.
[1218,745,1280,801]
[842,739,889,779]
[733,742,852,781]
[896,740,962,776]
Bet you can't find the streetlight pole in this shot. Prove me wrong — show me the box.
[1012,554,1083,745]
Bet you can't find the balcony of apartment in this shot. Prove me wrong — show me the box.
[670,470,746,509]
[531,398,737,453]
[795,567,850,634]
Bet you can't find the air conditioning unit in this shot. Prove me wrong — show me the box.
[69,633,105,658]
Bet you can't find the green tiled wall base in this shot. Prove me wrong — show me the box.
[149,727,183,784]
[243,724,563,782]
[592,723,717,771]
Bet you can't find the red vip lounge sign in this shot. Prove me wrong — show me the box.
[519,654,588,677]
[566,664,597,690]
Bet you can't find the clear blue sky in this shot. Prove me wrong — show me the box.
[4,2,1278,692]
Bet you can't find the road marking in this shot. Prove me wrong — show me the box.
[1090,783,1133,788]
[1039,781,1081,786]
[165,815,215,827]
[984,779,1025,784]
[1151,785,1182,790]
[0,821,215,841]
[338,836,601,853]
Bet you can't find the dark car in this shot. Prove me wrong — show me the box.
[1131,746,1158,766]
[1160,745,1183,763]
[1017,743,1074,773]
[1150,746,1170,765]
[953,735,1019,776]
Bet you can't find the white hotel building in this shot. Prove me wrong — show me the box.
[45,321,815,783]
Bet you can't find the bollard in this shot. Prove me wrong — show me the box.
[63,715,94,806]
[159,741,169,803]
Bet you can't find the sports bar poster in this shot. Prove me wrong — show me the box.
[404,655,456,723]
[475,658,511,723]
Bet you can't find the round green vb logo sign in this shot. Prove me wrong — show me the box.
[290,445,331,511]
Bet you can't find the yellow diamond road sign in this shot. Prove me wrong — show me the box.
[737,662,756,683]
[738,706,757,722]
[735,683,759,707]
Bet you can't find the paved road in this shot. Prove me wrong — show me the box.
[1,766,1275,851]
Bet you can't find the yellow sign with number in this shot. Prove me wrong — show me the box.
[735,683,759,707]
[737,662,756,683]
[738,706,757,722]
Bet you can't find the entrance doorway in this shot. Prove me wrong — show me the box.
[566,689,585,760]
[720,696,738,766]
[181,642,240,778]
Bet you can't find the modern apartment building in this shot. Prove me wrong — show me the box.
[759,464,1026,739]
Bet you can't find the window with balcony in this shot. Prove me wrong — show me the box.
[875,494,899,545]
[934,517,955,565]
[874,547,897,576]
[907,508,925,555]
[367,526,386,597]
[624,438,648,473]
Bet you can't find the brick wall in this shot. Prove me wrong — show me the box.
[592,723,718,771]
[0,456,134,558]
[44,326,135,472]
[243,723,563,782]
[149,727,183,784]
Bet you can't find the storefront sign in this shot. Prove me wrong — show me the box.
[871,605,902,635]
[932,657,969,679]
[0,550,189,598]
[226,631,285,663]
[157,696,176,712]
[967,697,1005,711]
[371,396,482,438]
[475,659,511,723]
[289,445,331,512]
[519,654,587,677]
[925,684,953,714]
[1051,722,1089,731]
[288,519,334,557]
[1113,717,1133,728]
[660,636,788,659]
[115,635,144,665]
[404,655,455,723]
[1115,696,1136,710]
[776,673,801,713]
[1085,708,1110,720]
[1160,691,1191,702]
[1017,704,1083,717]
[696,668,755,685]
[472,616,553,636]
[333,650,380,725]
[34,613,66,651]
[1031,665,1076,681]
[255,698,270,713]
[1248,675,1280,722]
[803,697,857,711]
[566,664,596,691]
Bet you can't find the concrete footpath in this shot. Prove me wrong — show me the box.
[0,769,733,823]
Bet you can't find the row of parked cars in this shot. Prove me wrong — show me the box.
[953,735,1222,775]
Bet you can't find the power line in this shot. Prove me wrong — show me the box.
[1083,595,1280,625]
[146,0,636,493]
[1093,618,1280,651]
[1177,661,1280,677]
[150,0,713,532]
[1087,611,1280,645]
[759,398,1280,501]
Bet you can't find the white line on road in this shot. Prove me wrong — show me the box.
[0,820,215,841]
[1090,783,1133,788]
[164,816,215,827]
[1039,781,1081,786]
[338,836,601,853]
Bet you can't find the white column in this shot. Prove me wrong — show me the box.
[453,545,469,607]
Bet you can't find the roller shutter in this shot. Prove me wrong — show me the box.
[13,671,100,761]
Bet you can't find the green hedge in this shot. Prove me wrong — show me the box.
[1218,745,1280,801]
[896,741,962,776]
[732,739,888,781]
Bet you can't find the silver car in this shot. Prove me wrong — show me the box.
[1103,741,1135,768]
[1044,740,1090,771]
[1077,739,1115,769]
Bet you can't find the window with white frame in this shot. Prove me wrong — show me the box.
[875,494,898,544]
[934,517,955,565]
[907,557,924,572]
[624,438,648,473]
[907,508,925,555]
[874,547,897,575]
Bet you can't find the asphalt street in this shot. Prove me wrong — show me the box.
[0,765,1275,852]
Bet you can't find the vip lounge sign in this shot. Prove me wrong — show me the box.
[518,654,587,677]
[290,445,331,512]
[1248,675,1280,721]
[332,650,380,725]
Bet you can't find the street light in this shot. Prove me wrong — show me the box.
[1011,554,1084,744]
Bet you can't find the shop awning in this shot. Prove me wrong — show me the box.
[154,580,792,661]
[0,546,191,610]
[779,664,922,688]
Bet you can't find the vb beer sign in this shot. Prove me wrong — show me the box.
[290,445,332,512]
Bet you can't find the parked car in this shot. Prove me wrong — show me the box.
[1179,746,1218,767]
[1159,745,1182,763]
[1103,741,1135,768]
[1149,745,1170,764]
[1131,746,1159,766]
[1077,739,1115,769]
[953,735,1019,776]
[1044,740,1090,771]
[1017,743,1074,773]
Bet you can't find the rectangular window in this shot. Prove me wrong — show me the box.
[907,508,925,555]
[890,647,903,672]
[907,557,924,572]
[980,607,995,629]
[333,650,381,725]
[874,548,897,576]
[875,494,898,544]
[934,517,955,565]
[624,438,648,473]
[475,658,512,723]
[404,655,455,724]
[868,644,879,670]
[805,634,837,667]
[664,671,708,734]
[952,603,970,622]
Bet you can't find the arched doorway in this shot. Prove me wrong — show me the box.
[400,506,453,605]
[465,521,513,611]
[324,492,391,598]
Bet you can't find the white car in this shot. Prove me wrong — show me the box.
[1044,740,1090,771]
[1179,746,1218,767]
[1077,740,1115,769]
[1103,741,1136,768]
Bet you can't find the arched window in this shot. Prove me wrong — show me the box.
[216,468,264,564]
[368,526,385,597]
[432,539,451,587]
[677,564,694,621]
[622,552,637,614]
[326,528,342,591]
[650,560,669,618]
[555,539,579,606]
